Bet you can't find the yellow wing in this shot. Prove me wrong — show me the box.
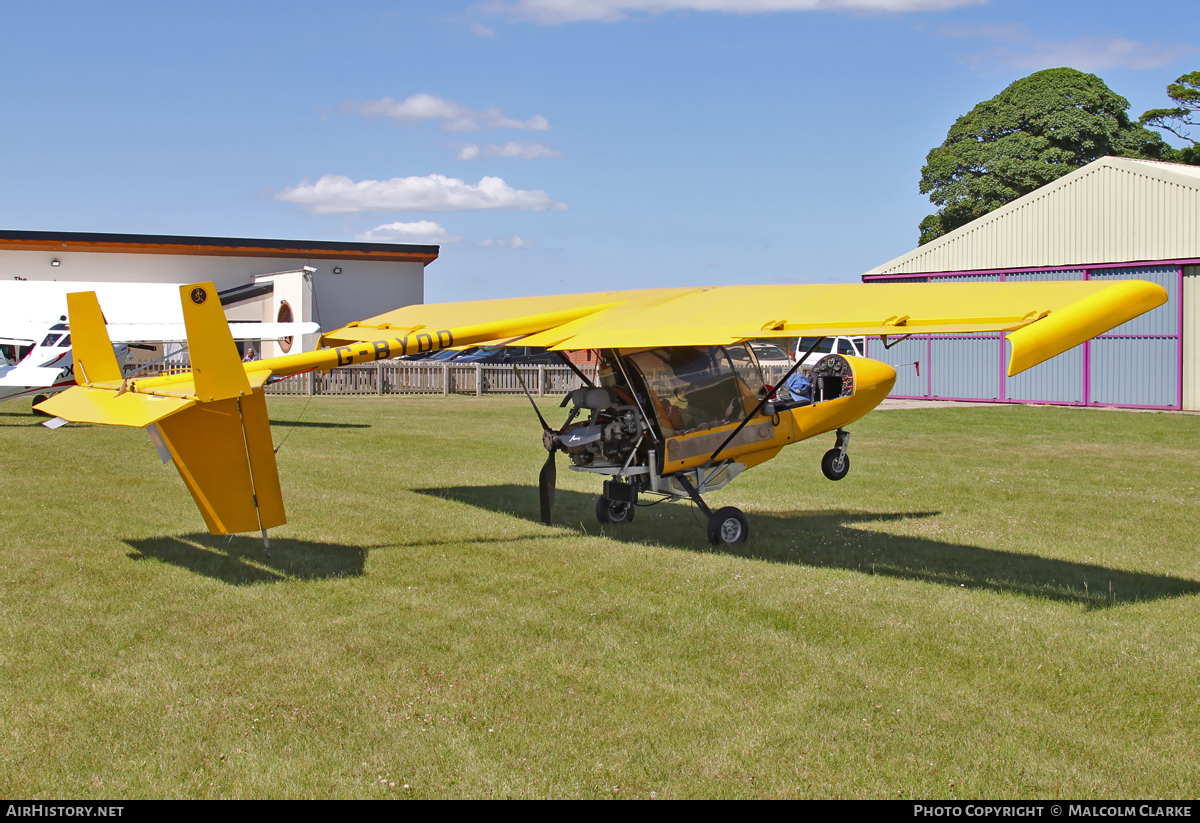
[321,280,1167,378]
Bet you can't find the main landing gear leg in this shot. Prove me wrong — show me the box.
[821,428,850,481]
[678,474,749,546]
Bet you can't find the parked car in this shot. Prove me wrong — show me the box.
[747,340,790,366]
[451,345,562,365]
[400,346,481,362]
[792,336,864,368]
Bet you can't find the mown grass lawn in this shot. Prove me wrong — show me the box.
[0,395,1196,799]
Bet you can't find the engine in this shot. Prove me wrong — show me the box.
[554,387,645,467]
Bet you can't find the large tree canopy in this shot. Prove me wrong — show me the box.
[918,68,1175,245]
[1140,71,1200,165]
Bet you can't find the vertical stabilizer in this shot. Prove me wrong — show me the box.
[180,282,251,401]
[66,292,122,385]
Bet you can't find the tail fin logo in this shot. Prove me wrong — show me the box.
[190,287,208,305]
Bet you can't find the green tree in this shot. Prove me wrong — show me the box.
[918,68,1175,245]
[1140,71,1200,165]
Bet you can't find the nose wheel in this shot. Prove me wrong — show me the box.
[707,506,749,545]
[596,495,636,524]
[821,428,850,481]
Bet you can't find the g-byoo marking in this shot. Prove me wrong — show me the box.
[334,330,455,366]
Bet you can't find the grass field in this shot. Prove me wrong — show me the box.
[0,395,1197,799]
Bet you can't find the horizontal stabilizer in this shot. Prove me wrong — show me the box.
[35,386,195,428]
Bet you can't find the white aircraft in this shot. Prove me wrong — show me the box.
[0,280,318,410]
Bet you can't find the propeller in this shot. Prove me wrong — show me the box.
[539,432,557,527]
[512,365,560,525]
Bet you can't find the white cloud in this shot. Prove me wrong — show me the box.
[478,236,535,248]
[444,118,484,133]
[456,141,562,160]
[471,23,497,35]
[478,0,982,25]
[359,93,473,122]
[946,27,1195,72]
[485,114,551,131]
[275,174,569,214]
[357,93,551,132]
[975,38,1192,72]
[355,221,462,244]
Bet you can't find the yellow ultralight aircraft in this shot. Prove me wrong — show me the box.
[36,278,1166,547]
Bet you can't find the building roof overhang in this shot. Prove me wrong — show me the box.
[0,230,439,265]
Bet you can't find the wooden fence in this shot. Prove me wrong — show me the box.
[124,359,795,398]
[262,361,601,396]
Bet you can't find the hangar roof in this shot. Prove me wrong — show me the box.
[866,157,1200,277]
[0,230,439,265]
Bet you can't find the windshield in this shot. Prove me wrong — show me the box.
[627,345,761,437]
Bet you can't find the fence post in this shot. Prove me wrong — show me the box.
[475,364,483,396]
[537,364,545,396]
[306,370,314,396]
[375,364,383,395]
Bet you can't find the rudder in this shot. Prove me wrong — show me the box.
[66,292,122,385]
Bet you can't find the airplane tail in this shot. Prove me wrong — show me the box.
[38,282,285,536]
[149,284,284,535]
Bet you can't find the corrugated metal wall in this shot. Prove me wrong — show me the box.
[1007,344,1085,403]
[1182,266,1197,411]
[868,263,1183,409]
[931,336,1001,399]
[867,158,1200,276]
[868,336,927,396]
[1089,266,1179,408]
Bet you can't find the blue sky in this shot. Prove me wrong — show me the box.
[1,1,1195,302]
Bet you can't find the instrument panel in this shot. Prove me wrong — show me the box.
[810,354,855,402]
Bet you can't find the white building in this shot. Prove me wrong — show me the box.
[0,230,438,357]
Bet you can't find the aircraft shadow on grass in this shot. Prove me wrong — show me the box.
[267,419,371,429]
[0,410,50,427]
[123,533,368,586]
[417,484,1200,608]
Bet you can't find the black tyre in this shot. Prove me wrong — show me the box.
[595,495,610,524]
[821,448,849,481]
[596,495,635,525]
[31,395,50,416]
[707,506,749,545]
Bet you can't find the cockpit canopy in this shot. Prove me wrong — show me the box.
[625,344,765,437]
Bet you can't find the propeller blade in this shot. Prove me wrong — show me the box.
[539,450,556,526]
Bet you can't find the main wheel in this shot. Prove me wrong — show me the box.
[31,395,50,417]
[821,448,849,481]
[596,496,635,525]
[707,507,749,545]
